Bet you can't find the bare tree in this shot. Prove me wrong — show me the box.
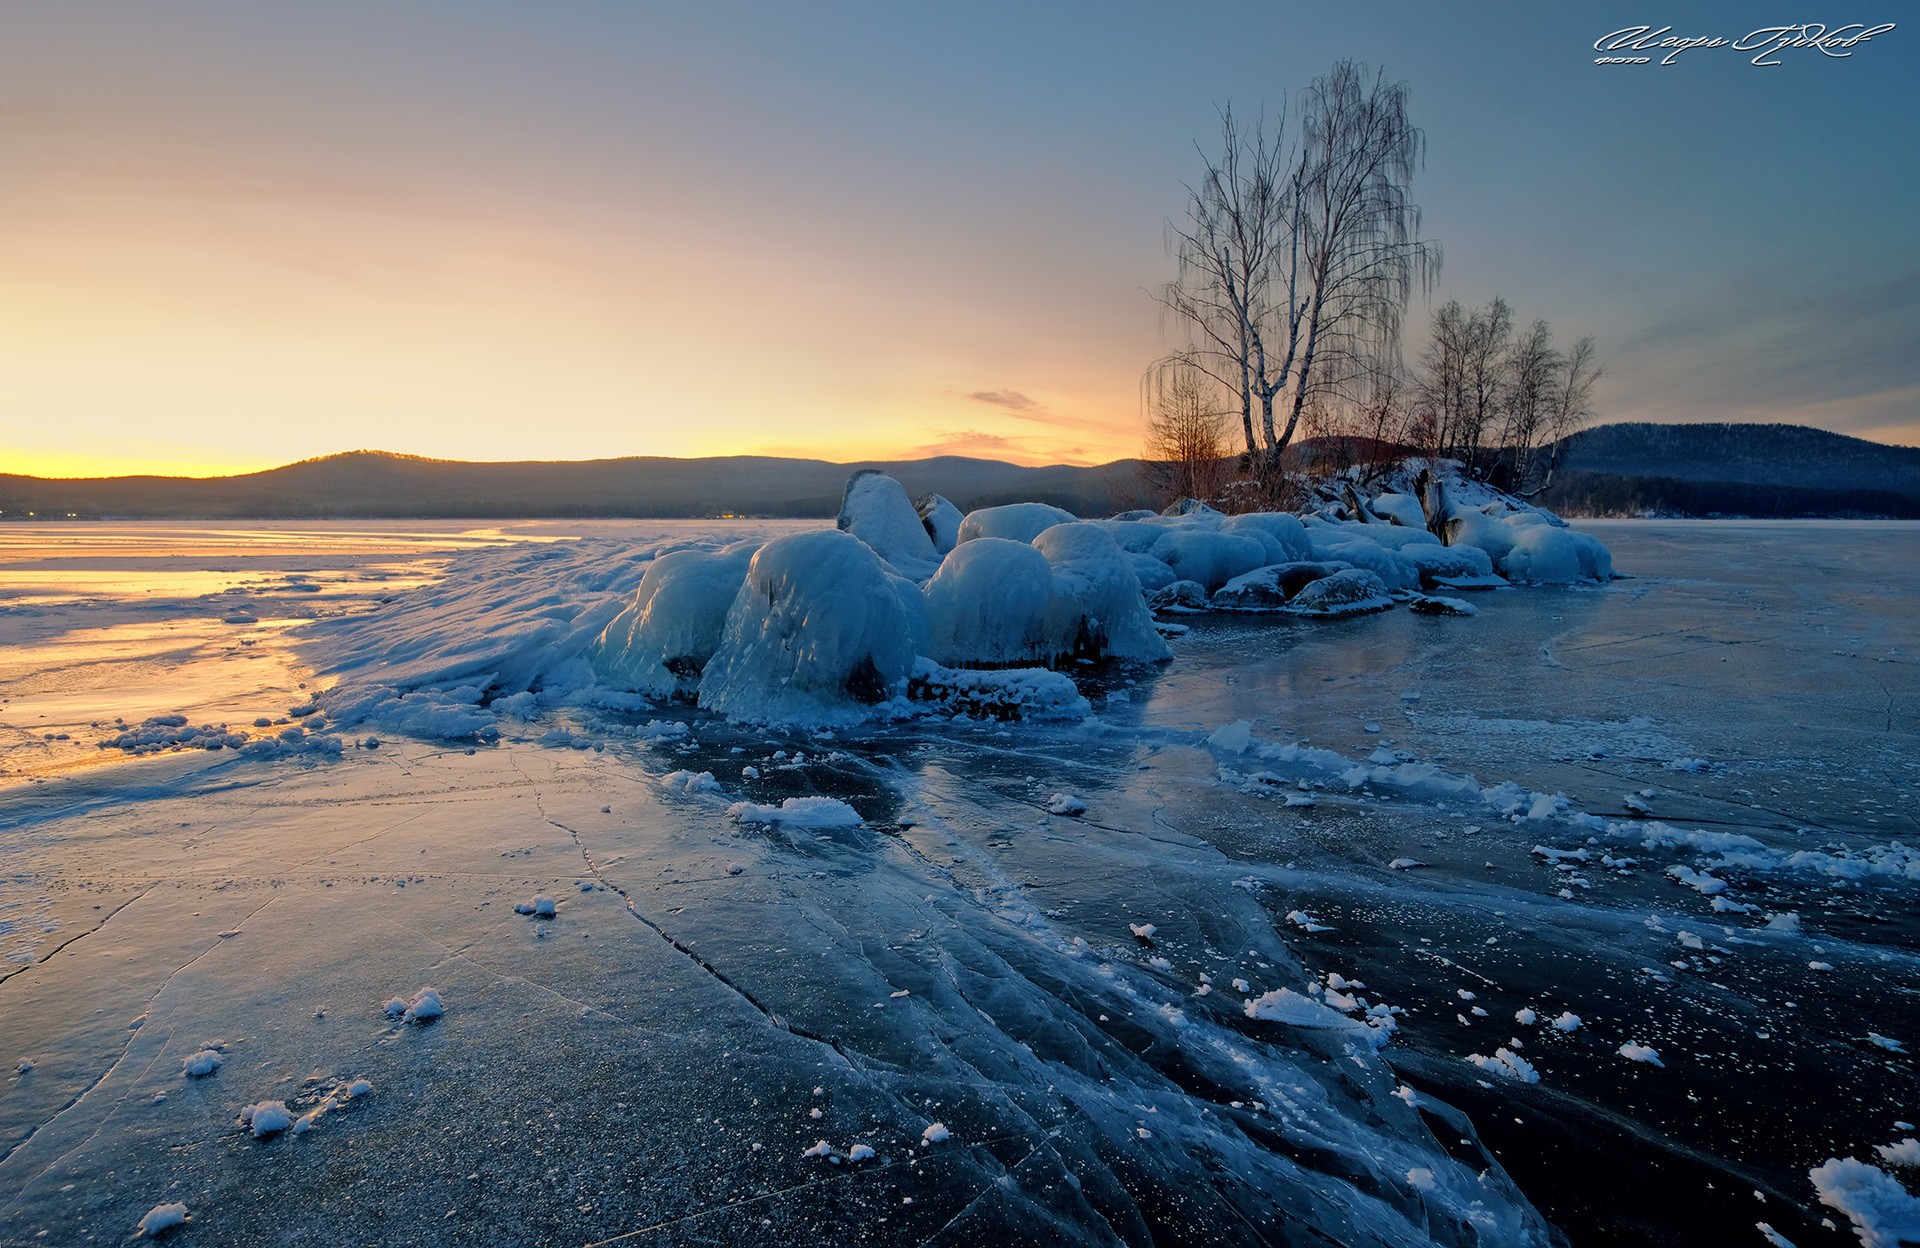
[1142,356,1232,504]
[1517,336,1601,497]
[1498,318,1558,488]
[1160,107,1288,466]
[1263,62,1439,474]
[1160,62,1438,480]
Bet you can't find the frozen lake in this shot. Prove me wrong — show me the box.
[0,519,1914,1246]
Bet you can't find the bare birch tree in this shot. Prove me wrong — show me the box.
[1160,61,1437,482]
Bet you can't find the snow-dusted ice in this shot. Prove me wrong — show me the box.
[0,512,1915,1247]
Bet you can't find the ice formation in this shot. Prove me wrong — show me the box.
[698,529,922,724]
[586,542,760,696]
[956,501,1077,545]
[837,469,941,580]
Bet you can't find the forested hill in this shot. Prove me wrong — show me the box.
[1553,423,1920,496]
[0,451,1156,519]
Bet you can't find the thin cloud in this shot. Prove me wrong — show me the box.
[965,389,1038,413]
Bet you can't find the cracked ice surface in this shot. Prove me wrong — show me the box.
[1,519,1916,1246]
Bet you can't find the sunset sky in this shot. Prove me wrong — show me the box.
[2,2,1914,477]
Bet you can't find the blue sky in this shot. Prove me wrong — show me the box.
[1,1,1913,473]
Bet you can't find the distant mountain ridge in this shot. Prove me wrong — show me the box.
[1552,423,1920,498]
[2,422,1913,520]
[0,450,1157,519]
[1536,422,1920,518]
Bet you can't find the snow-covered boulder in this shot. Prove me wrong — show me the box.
[1286,568,1396,617]
[1161,498,1225,517]
[956,502,1078,545]
[1149,579,1210,612]
[838,470,940,580]
[1446,511,1519,564]
[1210,561,1351,610]
[1502,525,1613,584]
[1125,553,1178,593]
[1371,492,1427,528]
[1224,513,1314,564]
[587,542,760,696]
[1109,509,1159,522]
[1032,522,1172,663]
[916,493,965,556]
[1086,519,1165,555]
[1314,540,1420,592]
[1147,529,1269,592]
[699,530,919,723]
[1398,543,1499,589]
[922,538,1057,668]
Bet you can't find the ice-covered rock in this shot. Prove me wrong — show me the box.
[1312,540,1420,592]
[1285,569,1396,618]
[956,502,1077,546]
[1088,519,1166,554]
[587,543,760,697]
[1398,543,1498,589]
[905,659,1092,720]
[1161,498,1224,517]
[838,470,941,580]
[1407,594,1476,616]
[921,538,1057,668]
[699,530,919,724]
[1501,524,1614,584]
[1210,561,1350,611]
[1032,522,1172,663]
[1125,552,1178,593]
[1224,512,1314,563]
[916,493,965,556]
[1371,492,1426,528]
[1148,579,1210,612]
[1147,529,1269,592]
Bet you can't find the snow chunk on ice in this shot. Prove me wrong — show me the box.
[1207,720,1254,754]
[385,986,444,1024]
[1877,1140,1920,1169]
[1810,1157,1920,1248]
[137,1203,189,1237]
[1467,1048,1539,1083]
[181,1049,222,1077]
[1285,910,1333,933]
[1128,923,1157,941]
[729,796,863,830]
[241,1100,294,1137]
[922,1122,950,1144]
[1515,1008,1538,1026]
[662,769,722,795]
[1552,1012,1583,1032]
[801,1140,832,1159]
[1618,1042,1664,1067]
[1045,793,1086,816]
[1668,865,1730,896]
[847,1143,876,1162]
